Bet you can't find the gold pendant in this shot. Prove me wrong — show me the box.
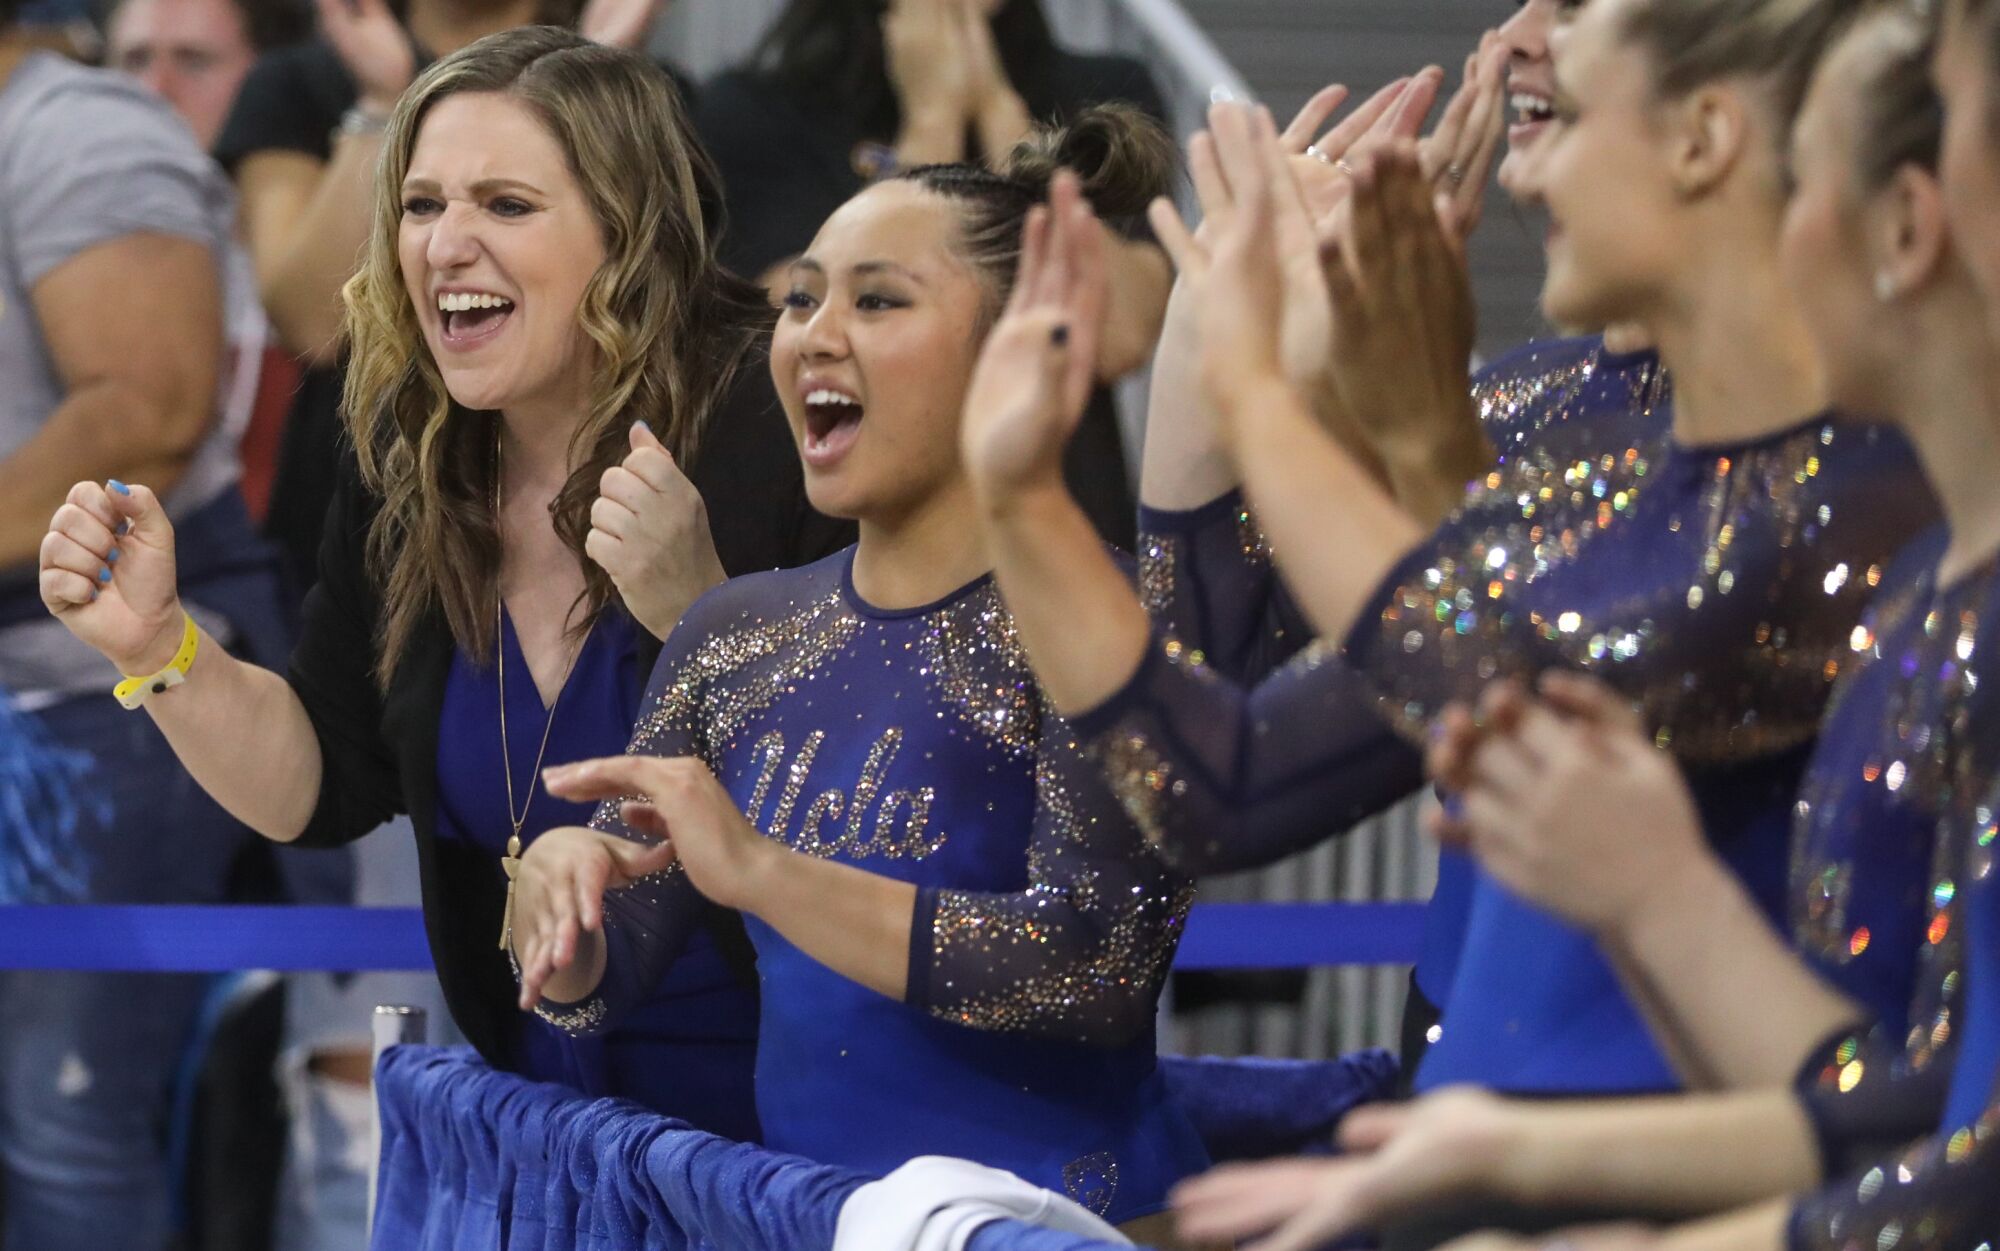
[498,833,523,951]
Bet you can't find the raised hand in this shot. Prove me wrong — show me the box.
[578,0,671,51]
[1172,1087,1518,1251]
[508,823,676,1010]
[314,0,415,116]
[1151,103,1328,432]
[1322,142,1480,468]
[960,171,1108,504]
[884,0,975,145]
[1282,69,1442,230]
[39,480,186,676]
[1417,33,1509,240]
[1448,672,1711,937]
[585,421,726,641]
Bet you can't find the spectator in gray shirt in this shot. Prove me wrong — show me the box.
[0,8,290,1246]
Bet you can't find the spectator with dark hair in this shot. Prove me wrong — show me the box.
[696,0,1174,550]
[0,3,291,1246]
[106,0,309,149]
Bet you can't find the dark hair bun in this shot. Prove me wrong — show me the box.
[1001,103,1179,220]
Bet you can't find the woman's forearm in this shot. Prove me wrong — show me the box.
[142,629,325,840]
[741,840,917,1000]
[1224,377,1425,643]
[1603,854,1865,1091]
[980,480,1153,717]
[1503,1090,1819,1217]
[245,136,383,364]
[1139,277,1239,510]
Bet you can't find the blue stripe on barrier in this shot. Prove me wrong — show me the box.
[0,901,1426,972]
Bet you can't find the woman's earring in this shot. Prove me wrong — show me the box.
[1875,271,1898,302]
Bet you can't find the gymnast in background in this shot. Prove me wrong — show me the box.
[508,108,1210,1244]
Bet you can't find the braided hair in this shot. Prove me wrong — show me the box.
[895,102,1176,321]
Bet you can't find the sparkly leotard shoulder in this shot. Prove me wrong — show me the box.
[537,549,1209,1223]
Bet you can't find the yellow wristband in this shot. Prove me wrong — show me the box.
[113,613,199,711]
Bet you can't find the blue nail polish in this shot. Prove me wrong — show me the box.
[107,548,120,563]
[116,521,130,537]
[98,567,112,584]
[108,479,130,496]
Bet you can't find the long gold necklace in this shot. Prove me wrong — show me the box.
[495,437,592,950]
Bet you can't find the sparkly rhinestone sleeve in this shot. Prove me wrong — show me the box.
[532,598,722,1036]
[1066,627,1422,876]
[909,701,1196,1045]
[1136,490,1314,684]
[1795,1023,1958,1180]
[1787,1092,2000,1251]
[1344,415,1936,765]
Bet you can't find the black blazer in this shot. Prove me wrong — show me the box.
[285,372,853,1068]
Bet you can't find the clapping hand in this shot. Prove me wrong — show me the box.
[1321,142,1480,467]
[1150,103,1328,435]
[1431,673,1711,938]
[578,0,671,50]
[315,0,414,116]
[960,171,1108,505]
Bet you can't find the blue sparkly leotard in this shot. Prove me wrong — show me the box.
[536,551,1210,1224]
[435,609,761,1139]
[1102,337,1660,1018]
[1075,335,1937,1094]
[1788,747,2000,1251]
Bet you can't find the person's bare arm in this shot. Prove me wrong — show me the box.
[0,235,220,567]
[39,481,325,840]
[237,143,378,364]
[1175,1087,1819,1251]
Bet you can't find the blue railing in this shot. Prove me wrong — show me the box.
[0,901,1426,971]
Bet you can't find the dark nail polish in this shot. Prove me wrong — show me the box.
[107,479,130,496]
[1051,325,1070,347]
[116,522,130,537]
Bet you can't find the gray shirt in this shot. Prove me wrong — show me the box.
[0,52,252,694]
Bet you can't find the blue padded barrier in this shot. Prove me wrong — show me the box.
[372,1045,1397,1251]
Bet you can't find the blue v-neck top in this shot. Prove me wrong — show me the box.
[436,607,760,1141]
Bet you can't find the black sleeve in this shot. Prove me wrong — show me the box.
[696,71,855,281]
[213,41,353,171]
[689,358,856,576]
[285,461,406,849]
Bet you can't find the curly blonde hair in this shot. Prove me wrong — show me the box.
[341,25,769,686]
